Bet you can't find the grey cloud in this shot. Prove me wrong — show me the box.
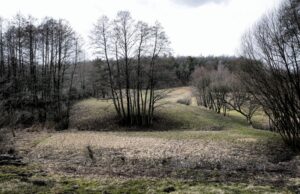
[172,0,229,7]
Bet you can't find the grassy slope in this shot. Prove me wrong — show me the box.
[70,91,278,143]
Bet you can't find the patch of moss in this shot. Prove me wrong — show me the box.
[0,173,20,182]
[71,179,293,194]
[0,165,36,175]
[0,166,295,194]
[31,135,51,148]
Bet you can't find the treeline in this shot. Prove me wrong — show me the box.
[174,56,241,86]
[74,56,243,99]
[0,14,82,131]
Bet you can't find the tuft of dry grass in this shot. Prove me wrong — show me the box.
[165,87,198,106]
[177,97,191,106]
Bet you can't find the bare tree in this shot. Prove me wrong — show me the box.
[241,0,300,149]
[91,11,170,126]
[192,67,211,108]
[226,76,259,125]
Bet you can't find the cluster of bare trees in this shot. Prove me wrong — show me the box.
[91,11,170,126]
[192,65,259,125]
[192,66,230,114]
[241,0,300,149]
[0,14,82,130]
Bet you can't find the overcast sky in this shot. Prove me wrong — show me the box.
[0,0,282,57]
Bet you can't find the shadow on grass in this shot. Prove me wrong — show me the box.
[71,112,227,132]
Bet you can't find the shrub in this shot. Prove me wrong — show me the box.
[177,97,191,106]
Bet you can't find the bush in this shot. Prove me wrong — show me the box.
[0,112,10,128]
[177,97,191,106]
[14,111,34,127]
[0,128,14,154]
[54,111,70,131]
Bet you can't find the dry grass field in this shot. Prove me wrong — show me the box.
[0,87,299,193]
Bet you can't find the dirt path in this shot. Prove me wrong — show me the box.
[166,87,198,106]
